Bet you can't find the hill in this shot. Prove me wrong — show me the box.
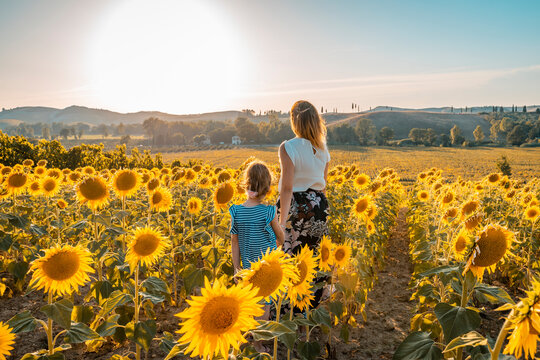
[0,106,245,127]
[327,111,491,140]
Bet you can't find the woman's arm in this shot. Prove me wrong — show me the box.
[270,216,284,246]
[278,142,294,226]
[231,234,241,274]
[323,161,330,195]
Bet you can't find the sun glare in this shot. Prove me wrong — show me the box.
[89,0,247,114]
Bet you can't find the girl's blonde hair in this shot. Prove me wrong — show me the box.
[243,161,272,198]
[290,100,327,149]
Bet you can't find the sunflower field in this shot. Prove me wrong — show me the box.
[395,169,540,360]
[0,158,403,360]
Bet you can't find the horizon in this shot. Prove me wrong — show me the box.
[1,0,539,114]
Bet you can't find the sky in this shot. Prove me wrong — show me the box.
[1,0,539,114]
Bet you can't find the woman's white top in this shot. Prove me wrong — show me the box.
[278,137,331,192]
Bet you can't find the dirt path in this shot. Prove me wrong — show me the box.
[336,207,413,359]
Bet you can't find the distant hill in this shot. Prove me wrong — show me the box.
[326,111,491,140]
[0,105,245,127]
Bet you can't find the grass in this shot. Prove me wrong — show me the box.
[159,145,540,180]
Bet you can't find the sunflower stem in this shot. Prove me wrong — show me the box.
[55,206,60,243]
[134,263,141,360]
[94,210,102,281]
[167,210,171,236]
[273,296,283,360]
[122,196,127,253]
[47,291,54,355]
[491,309,514,360]
[287,310,293,360]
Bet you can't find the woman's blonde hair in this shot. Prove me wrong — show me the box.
[242,160,272,198]
[290,100,327,149]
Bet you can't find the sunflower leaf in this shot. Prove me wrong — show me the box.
[99,290,133,316]
[71,305,94,325]
[41,299,74,329]
[418,265,459,278]
[125,320,157,351]
[64,322,101,343]
[250,320,296,341]
[95,314,121,337]
[393,331,443,360]
[473,284,515,305]
[7,310,37,333]
[443,331,488,353]
[434,303,481,343]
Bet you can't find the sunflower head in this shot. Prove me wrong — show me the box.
[525,206,540,223]
[217,171,232,183]
[463,213,483,232]
[465,224,514,278]
[40,176,60,197]
[441,191,455,206]
[486,173,501,184]
[149,186,172,212]
[28,180,42,196]
[353,196,371,219]
[0,321,16,360]
[214,182,235,210]
[5,171,28,195]
[442,207,459,224]
[22,159,34,167]
[461,199,480,219]
[333,242,352,268]
[29,245,94,295]
[176,278,263,359]
[146,177,160,192]
[288,245,317,310]
[56,199,68,209]
[126,227,171,270]
[452,229,472,261]
[187,197,203,215]
[82,166,95,175]
[46,168,63,180]
[353,174,370,189]
[318,235,334,271]
[239,248,298,302]
[76,176,109,211]
[112,169,141,198]
[37,159,47,167]
[417,190,430,201]
[184,169,196,182]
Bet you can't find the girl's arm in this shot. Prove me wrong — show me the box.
[270,215,284,246]
[279,143,294,226]
[231,234,241,274]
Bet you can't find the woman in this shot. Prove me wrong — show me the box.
[277,100,330,256]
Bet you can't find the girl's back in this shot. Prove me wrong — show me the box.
[229,204,277,269]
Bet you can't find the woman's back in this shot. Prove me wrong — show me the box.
[229,204,277,269]
[278,137,330,192]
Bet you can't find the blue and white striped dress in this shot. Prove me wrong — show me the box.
[229,204,277,269]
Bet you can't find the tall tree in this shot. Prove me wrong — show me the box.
[473,125,485,143]
[355,118,376,145]
[379,127,394,145]
[450,124,464,145]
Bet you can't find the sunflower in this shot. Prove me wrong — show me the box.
[366,204,377,220]
[112,169,141,198]
[126,227,171,270]
[288,245,317,311]
[187,197,202,215]
[33,166,46,177]
[524,206,539,223]
[442,207,459,224]
[0,322,15,360]
[214,182,235,210]
[369,181,382,194]
[46,168,63,180]
[0,167,11,176]
[184,169,196,183]
[333,175,345,185]
[198,176,210,189]
[486,173,501,185]
[149,186,172,212]
[239,248,298,302]
[29,245,94,295]
[5,171,28,195]
[37,159,47,167]
[22,159,34,167]
[365,220,376,235]
[452,229,472,261]
[474,184,484,192]
[464,224,514,279]
[352,196,371,219]
[140,171,151,184]
[440,191,454,207]
[333,242,352,268]
[503,279,540,360]
[76,176,109,210]
[460,199,479,219]
[217,171,232,183]
[176,278,263,359]
[56,199,68,209]
[40,176,60,197]
[463,213,483,232]
[27,180,42,196]
[353,174,370,189]
[318,235,334,271]
[146,177,160,192]
[67,171,81,183]
[82,166,95,175]
[417,190,429,201]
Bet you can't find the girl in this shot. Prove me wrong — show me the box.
[277,100,330,306]
[229,160,284,318]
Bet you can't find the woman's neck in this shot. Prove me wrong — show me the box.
[243,198,262,207]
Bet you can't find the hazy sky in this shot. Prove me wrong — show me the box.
[1,0,539,114]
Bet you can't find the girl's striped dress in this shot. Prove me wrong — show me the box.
[229,204,277,269]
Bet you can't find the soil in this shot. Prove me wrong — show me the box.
[1,208,415,359]
[330,207,414,360]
